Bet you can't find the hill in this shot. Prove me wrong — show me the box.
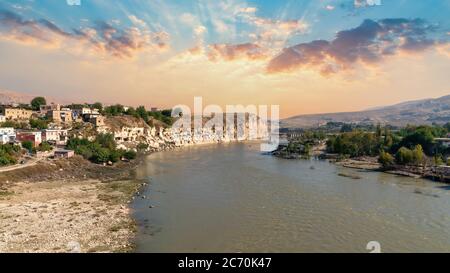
[282,94,450,129]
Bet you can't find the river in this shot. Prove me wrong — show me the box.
[131,142,450,253]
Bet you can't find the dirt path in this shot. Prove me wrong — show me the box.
[0,158,42,173]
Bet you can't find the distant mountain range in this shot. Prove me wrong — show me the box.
[282,94,450,129]
[0,89,66,105]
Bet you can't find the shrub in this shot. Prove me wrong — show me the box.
[378,150,395,168]
[36,141,53,152]
[21,141,33,152]
[92,147,110,164]
[109,149,123,163]
[124,150,137,160]
[396,147,413,165]
[95,133,116,150]
[412,144,424,165]
[137,142,149,151]
[30,119,48,130]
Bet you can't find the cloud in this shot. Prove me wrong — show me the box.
[207,43,269,61]
[267,18,448,75]
[128,15,147,28]
[0,9,169,59]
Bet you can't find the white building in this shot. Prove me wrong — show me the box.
[0,115,5,123]
[42,128,69,145]
[72,107,100,119]
[0,127,16,144]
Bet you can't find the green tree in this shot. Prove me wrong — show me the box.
[29,119,48,130]
[92,102,103,111]
[379,150,395,168]
[36,141,53,152]
[95,133,116,150]
[136,106,149,122]
[21,141,33,152]
[395,147,414,165]
[412,144,424,165]
[92,147,110,163]
[31,97,47,111]
[124,150,137,160]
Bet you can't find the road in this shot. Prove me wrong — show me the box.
[0,158,42,173]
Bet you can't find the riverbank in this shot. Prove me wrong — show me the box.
[273,150,450,183]
[0,155,148,253]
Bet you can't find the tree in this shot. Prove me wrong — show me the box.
[21,141,33,152]
[29,119,48,130]
[92,147,110,163]
[136,106,149,122]
[95,133,116,150]
[395,147,414,165]
[378,150,395,168]
[36,142,53,152]
[412,144,424,165]
[92,102,103,111]
[31,97,47,111]
[124,150,137,160]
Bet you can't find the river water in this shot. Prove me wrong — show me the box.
[131,142,450,253]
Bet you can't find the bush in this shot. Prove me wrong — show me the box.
[91,147,110,164]
[124,150,137,160]
[412,144,424,165]
[95,133,116,150]
[396,147,414,165]
[36,141,53,152]
[21,141,33,152]
[0,144,20,166]
[30,119,48,130]
[378,150,395,168]
[137,142,149,151]
[109,149,123,163]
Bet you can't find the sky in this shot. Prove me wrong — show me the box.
[0,0,449,118]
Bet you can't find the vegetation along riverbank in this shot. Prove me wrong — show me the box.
[273,123,450,183]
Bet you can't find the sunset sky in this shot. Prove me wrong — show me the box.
[0,0,449,118]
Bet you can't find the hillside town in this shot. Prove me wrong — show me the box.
[0,97,269,170]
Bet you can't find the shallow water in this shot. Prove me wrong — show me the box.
[132,142,450,253]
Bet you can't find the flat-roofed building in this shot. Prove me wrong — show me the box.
[0,107,33,120]
[72,107,100,120]
[42,128,69,145]
[54,149,75,159]
[47,108,73,124]
[16,131,42,147]
[0,127,16,144]
[39,103,60,115]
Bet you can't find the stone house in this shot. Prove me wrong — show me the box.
[47,108,73,124]
[0,107,33,120]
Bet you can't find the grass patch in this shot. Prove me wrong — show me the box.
[0,190,14,198]
[97,180,142,205]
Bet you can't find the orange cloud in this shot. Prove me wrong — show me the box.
[207,43,269,61]
[0,9,169,59]
[267,18,449,75]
